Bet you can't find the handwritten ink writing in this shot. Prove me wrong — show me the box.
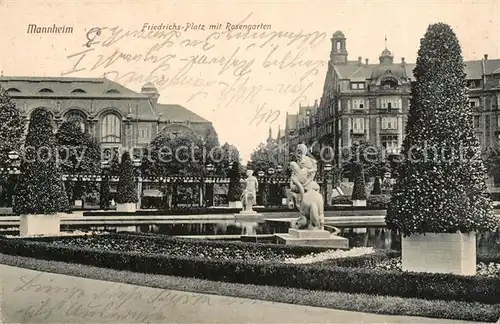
[61,48,95,76]
[102,26,182,47]
[179,46,254,77]
[13,273,211,322]
[203,13,326,49]
[263,45,326,81]
[214,76,263,109]
[249,103,281,126]
[85,27,104,48]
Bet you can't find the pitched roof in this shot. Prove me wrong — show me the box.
[334,61,416,80]
[155,104,209,123]
[0,76,146,98]
[334,59,500,81]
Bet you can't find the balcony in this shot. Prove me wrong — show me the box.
[380,128,399,135]
[350,129,367,136]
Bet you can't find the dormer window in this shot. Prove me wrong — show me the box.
[39,88,53,93]
[380,78,398,89]
[106,89,120,94]
[71,89,86,93]
[6,88,21,93]
[468,80,480,88]
[350,82,365,90]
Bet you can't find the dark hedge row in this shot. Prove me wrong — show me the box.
[82,206,387,216]
[0,233,499,304]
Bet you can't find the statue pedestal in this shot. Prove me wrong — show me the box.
[234,209,262,220]
[275,229,349,249]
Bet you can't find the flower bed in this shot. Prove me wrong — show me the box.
[373,257,500,277]
[43,235,318,262]
[0,233,499,305]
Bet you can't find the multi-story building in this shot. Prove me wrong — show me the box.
[0,76,216,158]
[285,30,500,173]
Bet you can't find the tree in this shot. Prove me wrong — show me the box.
[0,87,26,206]
[351,163,367,201]
[0,87,25,166]
[100,173,111,210]
[249,142,279,172]
[14,107,69,214]
[386,23,497,236]
[56,120,101,204]
[116,151,138,204]
[372,177,382,195]
[217,142,241,177]
[342,140,385,179]
[227,160,243,201]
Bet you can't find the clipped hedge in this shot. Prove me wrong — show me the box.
[0,233,499,304]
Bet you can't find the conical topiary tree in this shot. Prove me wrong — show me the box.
[227,160,243,202]
[351,163,367,202]
[386,23,497,236]
[14,107,69,215]
[116,151,138,205]
[372,176,382,195]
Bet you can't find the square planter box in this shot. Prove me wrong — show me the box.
[20,214,60,236]
[402,232,476,276]
[116,203,136,213]
[228,201,243,209]
[352,199,367,207]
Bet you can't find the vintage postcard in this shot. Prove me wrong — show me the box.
[0,1,500,323]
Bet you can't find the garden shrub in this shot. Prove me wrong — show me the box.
[0,233,499,304]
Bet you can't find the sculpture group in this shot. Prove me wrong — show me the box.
[289,144,325,230]
[240,144,325,230]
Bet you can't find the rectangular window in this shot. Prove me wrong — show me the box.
[352,98,365,109]
[473,116,480,128]
[497,115,500,127]
[469,98,480,108]
[381,117,398,130]
[380,97,399,109]
[381,135,399,154]
[352,117,365,134]
[350,82,365,90]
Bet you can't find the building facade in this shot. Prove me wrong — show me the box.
[285,31,500,171]
[0,76,216,158]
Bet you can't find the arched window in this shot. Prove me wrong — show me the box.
[101,113,121,143]
[106,89,120,94]
[65,110,87,132]
[71,89,86,94]
[39,88,54,93]
[380,78,398,89]
[6,88,21,93]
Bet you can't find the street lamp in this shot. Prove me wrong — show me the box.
[257,170,265,177]
[203,163,215,207]
[276,165,283,173]
[133,159,142,209]
[323,162,333,205]
[5,150,20,207]
[100,160,111,210]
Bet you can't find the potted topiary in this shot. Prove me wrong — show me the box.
[115,151,138,212]
[227,160,243,208]
[14,107,69,236]
[351,163,367,206]
[386,23,497,275]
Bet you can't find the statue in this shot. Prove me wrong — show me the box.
[240,170,259,213]
[289,144,324,230]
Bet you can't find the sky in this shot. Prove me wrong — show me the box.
[0,0,499,162]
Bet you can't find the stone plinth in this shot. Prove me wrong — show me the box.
[116,203,136,213]
[19,214,60,236]
[402,232,476,276]
[234,210,262,219]
[228,201,243,209]
[276,229,349,249]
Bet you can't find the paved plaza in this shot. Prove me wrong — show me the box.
[1,264,477,324]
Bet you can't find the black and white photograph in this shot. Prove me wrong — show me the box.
[0,1,499,323]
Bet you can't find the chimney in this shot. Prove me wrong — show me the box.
[358,56,362,66]
[484,54,488,60]
[401,57,405,64]
[314,99,318,108]
[365,58,369,66]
